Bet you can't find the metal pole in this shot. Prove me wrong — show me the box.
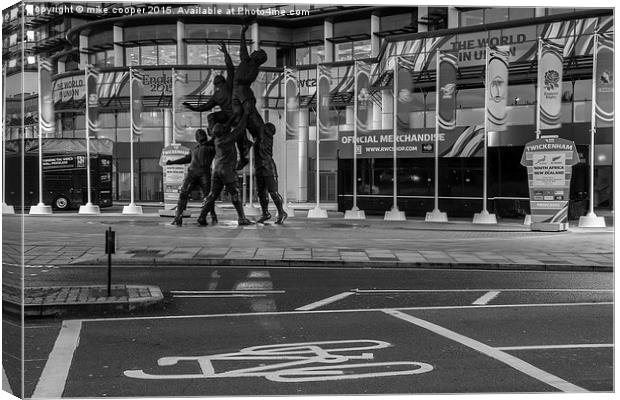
[283,69,288,206]
[482,49,489,213]
[2,65,6,203]
[434,50,440,211]
[535,37,542,139]
[315,64,321,208]
[85,65,93,205]
[588,33,598,215]
[392,56,398,210]
[37,60,44,205]
[129,68,135,205]
[352,61,358,210]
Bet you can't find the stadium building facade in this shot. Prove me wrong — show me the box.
[2,3,613,217]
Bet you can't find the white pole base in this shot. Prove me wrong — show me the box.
[425,209,448,223]
[344,207,366,220]
[2,202,15,214]
[578,212,606,228]
[523,214,532,226]
[244,204,261,217]
[472,210,497,224]
[307,205,328,219]
[384,207,406,221]
[122,203,143,215]
[282,203,295,217]
[29,203,53,215]
[79,203,101,214]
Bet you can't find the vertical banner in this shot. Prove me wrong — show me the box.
[85,64,100,134]
[159,144,191,211]
[284,67,299,140]
[538,39,564,130]
[172,68,188,141]
[355,61,371,136]
[437,51,458,132]
[486,46,510,131]
[38,59,55,135]
[317,64,336,140]
[130,68,144,136]
[396,58,414,134]
[594,33,614,127]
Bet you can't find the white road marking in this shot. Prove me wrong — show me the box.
[174,294,271,298]
[472,291,501,305]
[32,320,82,399]
[2,366,12,395]
[73,301,614,322]
[295,292,355,311]
[496,344,614,351]
[383,309,588,393]
[354,288,613,293]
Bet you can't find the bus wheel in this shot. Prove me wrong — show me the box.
[54,196,70,210]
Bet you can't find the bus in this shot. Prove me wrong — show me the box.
[5,138,114,210]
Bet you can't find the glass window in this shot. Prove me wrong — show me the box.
[26,30,35,42]
[206,44,225,65]
[105,49,115,67]
[508,84,535,106]
[296,47,311,65]
[10,8,18,20]
[336,42,353,62]
[574,79,592,101]
[509,8,535,21]
[353,40,371,60]
[460,9,483,27]
[9,33,17,46]
[312,44,325,64]
[125,47,139,66]
[158,45,176,65]
[457,88,484,109]
[485,8,508,24]
[140,45,157,65]
[188,44,208,65]
[547,8,573,16]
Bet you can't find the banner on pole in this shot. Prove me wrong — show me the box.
[538,39,564,130]
[130,68,144,136]
[486,46,510,131]
[437,51,458,133]
[595,33,614,127]
[85,64,100,134]
[520,136,580,231]
[317,64,337,141]
[355,61,372,136]
[38,58,55,135]
[396,57,415,134]
[172,69,189,138]
[284,67,299,140]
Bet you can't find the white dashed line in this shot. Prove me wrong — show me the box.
[295,292,355,311]
[472,291,501,305]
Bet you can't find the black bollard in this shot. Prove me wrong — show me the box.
[105,227,116,297]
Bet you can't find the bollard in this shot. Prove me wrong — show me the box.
[105,227,116,297]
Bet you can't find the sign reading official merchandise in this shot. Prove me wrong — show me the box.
[159,144,191,211]
[520,136,579,231]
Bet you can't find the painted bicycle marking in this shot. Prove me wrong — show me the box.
[124,339,433,382]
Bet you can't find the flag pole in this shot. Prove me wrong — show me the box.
[579,31,606,228]
[30,58,52,214]
[1,63,13,213]
[308,64,327,218]
[426,49,448,222]
[525,38,543,225]
[385,56,405,220]
[473,47,497,224]
[345,61,365,219]
[281,68,294,217]
[123,67,143,214]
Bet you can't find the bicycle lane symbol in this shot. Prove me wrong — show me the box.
[124,339,433,382]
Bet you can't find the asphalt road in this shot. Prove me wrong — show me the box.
[4,265,613,397]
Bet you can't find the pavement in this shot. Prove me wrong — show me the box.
[1,203,614,316]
